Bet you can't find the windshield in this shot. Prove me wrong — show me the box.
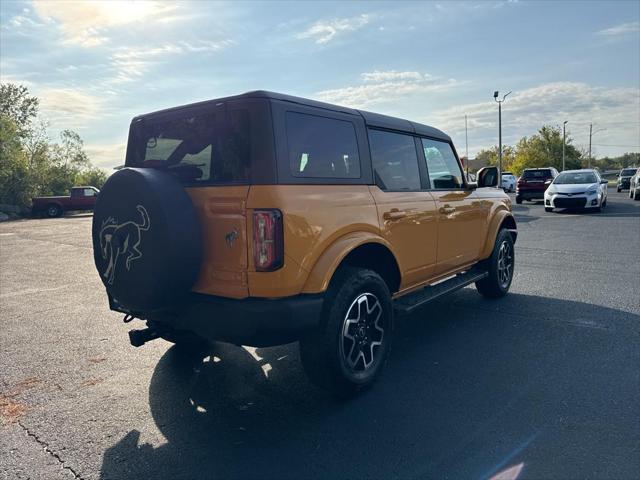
[522,169,551,179]
[554,172,598,184]
[621,169,636,176]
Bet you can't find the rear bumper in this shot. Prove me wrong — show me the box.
[111,292,324,347]
[516,189,546,200]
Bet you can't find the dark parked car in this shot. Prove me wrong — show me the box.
[629,168,640,200]
[32,186,100,218]
[617,167,637,192]
[516,167,559,204]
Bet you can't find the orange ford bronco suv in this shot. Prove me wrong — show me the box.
[92,91,516,395]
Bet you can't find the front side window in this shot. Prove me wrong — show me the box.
[83,188,96,197]
[368,129,420,191]
[421,138,463,189]
[129,109,251,184]
[286,112,360,178]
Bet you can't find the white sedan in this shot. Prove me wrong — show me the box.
[544,169,608,213]
[501,172,516,192]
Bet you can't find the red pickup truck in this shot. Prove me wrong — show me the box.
[32,186,100,217]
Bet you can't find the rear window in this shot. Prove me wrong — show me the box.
[621,169,636,176]
[286,112,360,179]
[126,99,274,184]
[523,169,552,179]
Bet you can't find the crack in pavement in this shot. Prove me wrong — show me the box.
[17,421,84,480]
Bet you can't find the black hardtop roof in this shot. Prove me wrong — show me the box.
[133,90,451,142]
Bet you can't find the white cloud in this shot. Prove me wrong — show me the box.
[108,40,233,84]
[297,14,370,44]
[596,21,640,37]
[85,143,127,169]
[361,70,425,83]
[31,0,178,47]
[37,87,105,129]
[428,82,640,157]
[314,70,460,108]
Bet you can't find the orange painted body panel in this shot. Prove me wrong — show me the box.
[247,185,380,297]
[367,186,438,289]
[187,183,513,301]
[186,186,250,299]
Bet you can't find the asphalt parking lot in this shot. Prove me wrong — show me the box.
[1,191,639,480]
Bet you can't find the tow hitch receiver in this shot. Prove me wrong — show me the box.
[128,328,160,347]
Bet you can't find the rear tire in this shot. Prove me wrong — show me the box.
[476,229,514,299]
[634,188,640,200]
[515,196,522,205]
[46,204,62,218]
[299,267,393,397]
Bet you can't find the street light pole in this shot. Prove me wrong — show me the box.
[465,114,469,179]
[588,124,606,169]
[562,120,568,171]
[494,90,511,186]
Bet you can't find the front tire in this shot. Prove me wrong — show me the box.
[299,267,393,397]
[515,196,522,205]
[476,229,515,298]
[545,207,553,212]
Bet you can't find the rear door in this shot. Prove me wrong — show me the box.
[367,129,438,288]
[420,137,489,274]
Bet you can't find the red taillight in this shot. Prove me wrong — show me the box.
[253,209,283,271]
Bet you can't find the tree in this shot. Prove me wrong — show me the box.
[0,82,105,210]
[510,125,582,175]
[0,83,39,136]
[76,167,108,189]
[474,145,517,172]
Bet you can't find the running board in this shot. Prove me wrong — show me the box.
[394,268,488,315]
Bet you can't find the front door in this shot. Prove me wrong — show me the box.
[420,138,489,275]
[368,129,438,289]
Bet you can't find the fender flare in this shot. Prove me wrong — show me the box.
[479,209,517,259]
[301,232,399,294]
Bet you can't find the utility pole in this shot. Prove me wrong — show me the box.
[588,124,606,169]
[465,114,469,180]
[494,91,511,186]
[588,123,592,168]
[562,120,568,171]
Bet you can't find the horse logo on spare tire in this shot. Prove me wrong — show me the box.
[99,205,151,285]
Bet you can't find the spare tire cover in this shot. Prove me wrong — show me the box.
[92,167,202,311]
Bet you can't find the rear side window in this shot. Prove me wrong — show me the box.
[369,129,421,191]
[128,108,253,184]
[286,112,360,178]
[523,169,552,179]
[421,138,463,189]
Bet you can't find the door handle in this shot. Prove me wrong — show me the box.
[383,209,407,221]
[439,205,456,215]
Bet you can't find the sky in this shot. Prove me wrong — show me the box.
[1,0,639,170]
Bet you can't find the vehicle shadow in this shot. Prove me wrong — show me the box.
[99,292,640,480]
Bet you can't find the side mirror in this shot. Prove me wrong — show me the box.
[601,179,608,184]
[545,179,553,185]
[477,166,499,188]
